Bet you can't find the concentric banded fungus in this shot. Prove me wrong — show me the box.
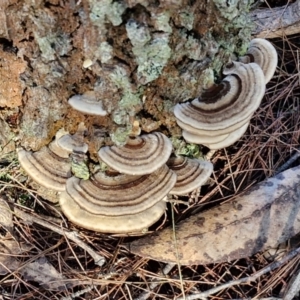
[17,146,72,191]
[167,156,213,195]
[56,134,88,154]
[182,130,229,144]
[48,133,88,159]
[174,61,265,137]
[98,132,173,175]
[202,122,249,150]
[68,91,107,116]
[60,197,167,233]
[239,38,277,83]
[59,165,177,233]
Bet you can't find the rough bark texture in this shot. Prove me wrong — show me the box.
[0,0,254,160]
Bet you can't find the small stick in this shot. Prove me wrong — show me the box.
[275,147,300,175]
[282,267,300,300]
[134,263,175,300]
[14,207,106,267]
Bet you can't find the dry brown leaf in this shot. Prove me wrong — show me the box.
[20,256,69,291]
[0,237,31,275]
[0,198,13,233]
[130,166,300,265]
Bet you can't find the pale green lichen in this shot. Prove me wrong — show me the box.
[71,160,90,180]
[112,109,128,125]
[89,0,126,27]
[110,126,132,146]
[151,12,172,33]
[109,65,132,90]
[213,0,253,21]
[173,30,206,62]
[126,20,151,47]
[109,66,143,125]
[178,11,194,31]
[96,42,113,63]
[135,35,171,84]
[35,33,71,61]
[112,91,142,125]
[126,20,171,84]
[170,137,202,159]
[98,161,109,173]
[199,68,215,89]
[163,100,174,113]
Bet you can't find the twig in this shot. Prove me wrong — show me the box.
[177,247,300,300]
[134,263,175,300]
[171,203,186,299]
[60,285,95,300]
[282,267,300,300]
[14,207,106,267]
[274,147,300,175]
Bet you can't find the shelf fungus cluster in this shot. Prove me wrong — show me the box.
[174,38,278,150]
[59,132,212,233]
[17,129,88,193]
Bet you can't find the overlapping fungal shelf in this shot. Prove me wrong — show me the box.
[174,38,277,150]
[167,156,213,195]
[239,38,278,84]
[60,130,214,233]
[98,132,173,175]
[17,146,72,192]
[17,38,278,234]
[60,165,176,233]
[17,128,88,192]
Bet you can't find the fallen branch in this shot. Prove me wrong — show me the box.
[251,0,300,38]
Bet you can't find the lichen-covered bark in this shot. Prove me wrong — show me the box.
[0,0,254,156]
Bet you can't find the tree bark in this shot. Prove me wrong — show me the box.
[0,0,256,159]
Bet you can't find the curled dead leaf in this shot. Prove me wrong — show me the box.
[129,166,300,265]
[0,238,32,275]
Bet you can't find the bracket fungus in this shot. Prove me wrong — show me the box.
[59,165,177,233]
[174,61,265,149]
[68,91,107,116]
[17,145,72,192]
[201,122,249,150]
[98,132,173,175]
[167,156,213,195]
[239,38,277,84]
[18,128,88,192]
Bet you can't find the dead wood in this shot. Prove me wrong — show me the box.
[251,0,300,38]
[130,165,300,265]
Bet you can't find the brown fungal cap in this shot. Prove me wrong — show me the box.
[59,164,176,233]
[167,156,213,195]
[182,130,229,144]
[174,62,265,136]
[57,134,88,154]
[202,122,249,150]
[60,194,167,233]
[68,91,107,116]
[17,147,72,191]
[239,38,277,83]
[98,132,173,175]
[50,123,88,156]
